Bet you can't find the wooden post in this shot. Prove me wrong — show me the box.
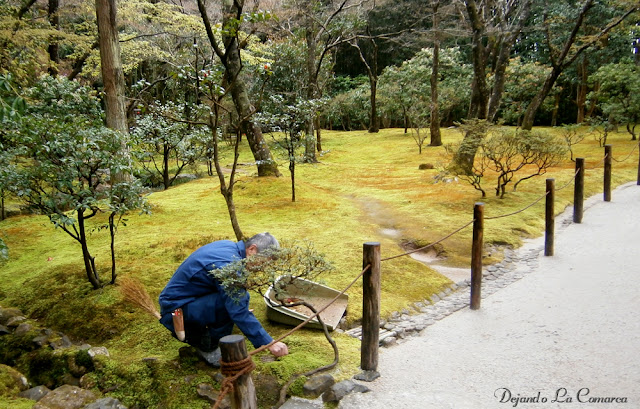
[470,203,484,310]
[637,141,640,186]
[219,335,257,409]
[361,242,381,372]
[544,178,555,256]
[573,158,585,223]
[604,145,612,202]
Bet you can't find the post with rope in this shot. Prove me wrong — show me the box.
[470,203,484,310]
[361,242,381,372]
[573,158,585,223]
[604,145,612,202]
[545,179,555,257]
[218,335,257,409]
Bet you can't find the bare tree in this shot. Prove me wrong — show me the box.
[520,0,635,130]
[197,0,281,177]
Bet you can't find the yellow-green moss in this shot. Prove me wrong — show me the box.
[0,126,637,408]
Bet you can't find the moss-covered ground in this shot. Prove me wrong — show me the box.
[0,126,637,408]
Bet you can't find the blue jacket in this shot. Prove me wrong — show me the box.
[158,240,273,348]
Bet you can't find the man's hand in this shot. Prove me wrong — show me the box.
[268,341,289,357]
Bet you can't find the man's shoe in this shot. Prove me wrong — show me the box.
[196,347,221,368]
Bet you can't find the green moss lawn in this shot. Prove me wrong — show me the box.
[0,126,637,408]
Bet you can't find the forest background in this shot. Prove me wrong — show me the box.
[0,0,639,408]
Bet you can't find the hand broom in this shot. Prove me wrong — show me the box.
[118,277,185,341]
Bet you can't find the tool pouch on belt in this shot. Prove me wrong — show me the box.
[172,308,185,341]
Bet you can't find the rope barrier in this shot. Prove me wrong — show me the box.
[485,191,549,220]
[556,168,580,192]
[250,264,371,356]
[212,264,371,408]
[213,357,257,409]
[612,143,639,163]
[380,220,474,262]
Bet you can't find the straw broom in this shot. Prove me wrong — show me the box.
[119,276,161,320]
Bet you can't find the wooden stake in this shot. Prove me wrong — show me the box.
[361,242,381,371]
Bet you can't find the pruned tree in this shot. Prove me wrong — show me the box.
[485,128,568,197]
[559,124,586,162]
[131,105,208,189]
[259,96,326,201]
[1,77,148,289]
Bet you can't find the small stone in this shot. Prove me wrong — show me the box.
[353,370,380,382]
[88,346,110,358]
[83,397,128,409]
[0,324,10,335]
[14,323,33,336]
[322,380,370,402]
[19,385,51,402]
[303,374,335,398]
[380,337,397,347]
[32,385,96,409]
[6,316,26,327]
[0,307,23,326]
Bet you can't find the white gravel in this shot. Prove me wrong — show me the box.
[339,182,640,409]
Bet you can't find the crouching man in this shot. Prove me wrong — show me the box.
[158,232,288,366]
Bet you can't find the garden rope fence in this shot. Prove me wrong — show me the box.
[212,142,640,409]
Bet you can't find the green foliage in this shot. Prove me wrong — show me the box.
[485,129,568,197]
[499,57,556,126]
[131,104,209,189]
[1,76,148,288]
[0,74,26,121]
[213,242,335,300]
[588,60,640,140]
[0,237,7,263]
[378,47,472,128]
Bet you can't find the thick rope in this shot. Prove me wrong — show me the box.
[556,168,581,192]
[381,220,474,262]
[485,191,548,220]
[211,265,371,408]
[251,264,371,356]
[612,143,639,163]
[212,356,257,409]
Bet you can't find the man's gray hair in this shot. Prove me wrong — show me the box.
[246,232,280,253]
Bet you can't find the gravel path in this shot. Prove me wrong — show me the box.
[338,182,640,409]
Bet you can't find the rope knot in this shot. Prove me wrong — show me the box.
[213,356,257,409]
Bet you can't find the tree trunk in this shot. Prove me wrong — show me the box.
[576,56,588,123]
[78,209,101,289]
[163,142,170,189]
[109,212,117,284]
[465,0,488,120]
[303,18,319,162]
[487,1,531,122]
[198,0,280,177]
[289,161,296,202]
[551,93,561,127]
[369,76,379,133]
[315,117,323,152]
[47,0,60,76]
[95,0,128,135]
[522,0,596,130]
[223,35,280,175]
[429,0,442,146]
[522,65,564,130]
